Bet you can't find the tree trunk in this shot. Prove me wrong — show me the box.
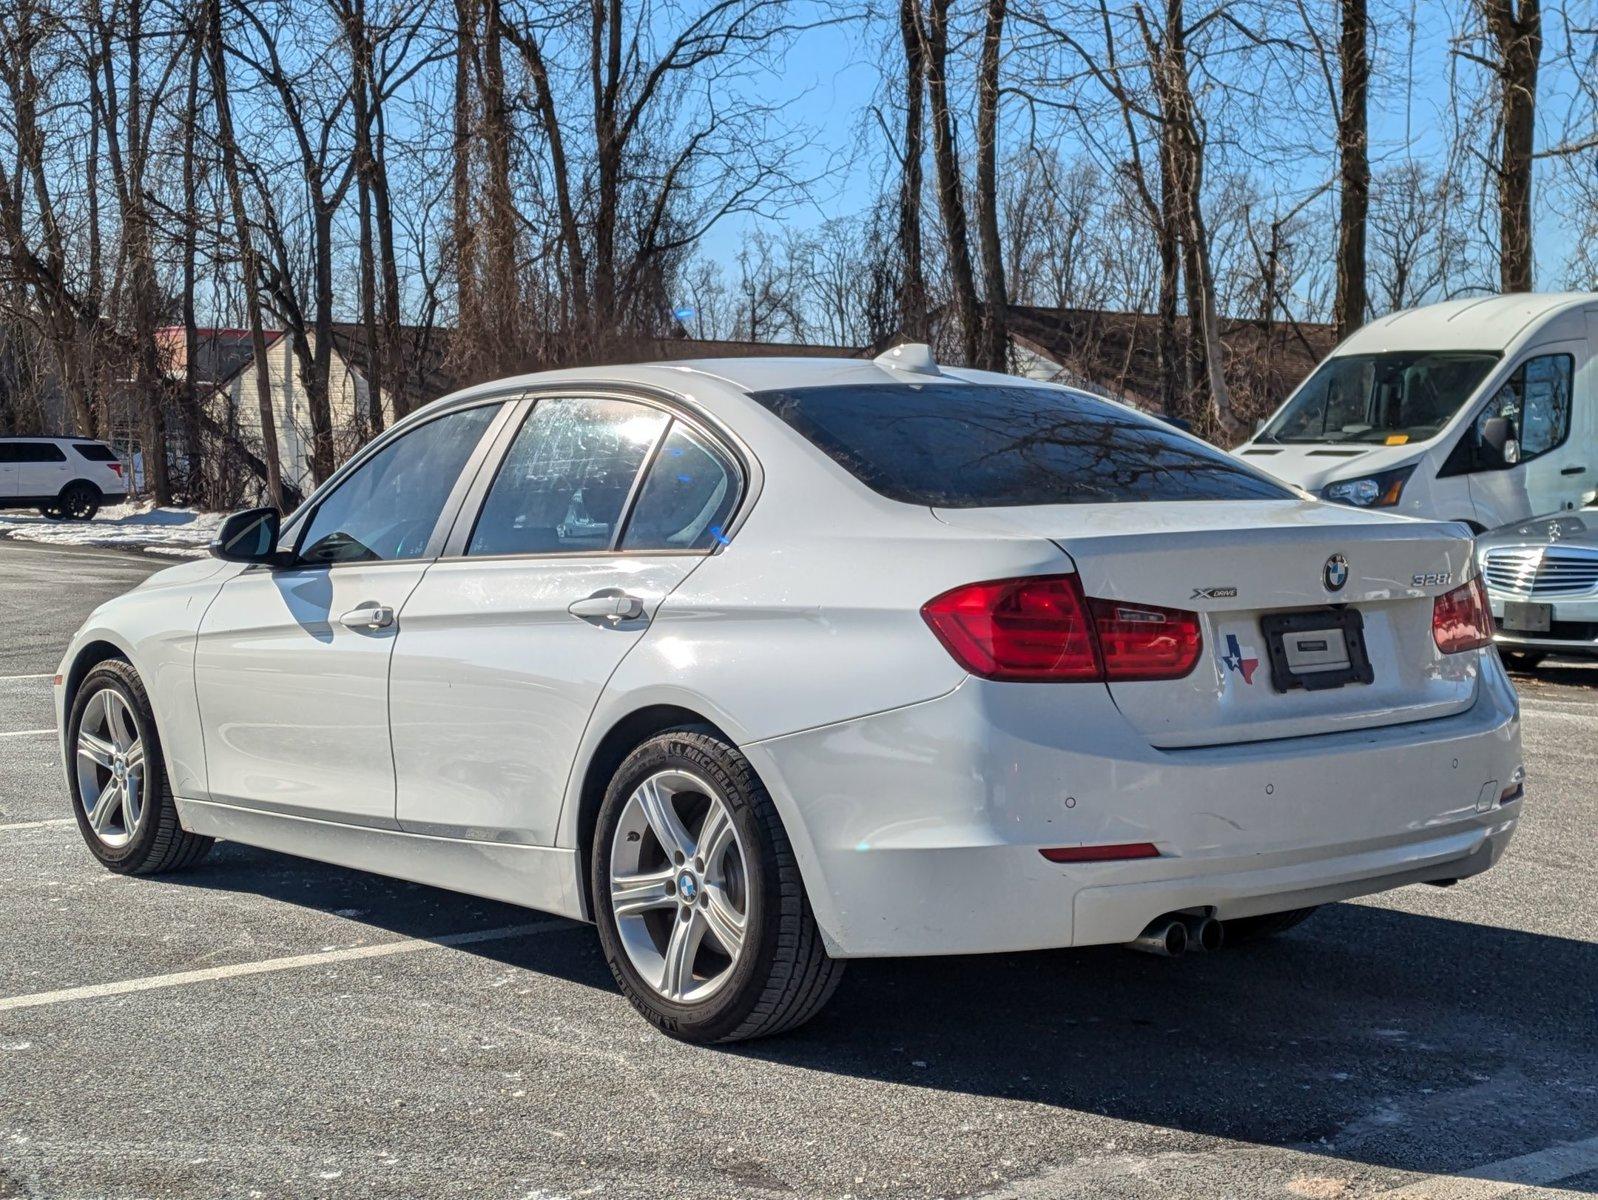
[1334,0,1368,338]
[179,33,202,502]
[348,0,383,437]
[1156,139,1181,417]
[1154,0,1243,441]
[205,0,285,509]
[973,0,1009,371]
[896,0,928,341]
[478,0,520,368]
[921,0,981,366]
[451,0,480,362]
[1485,0,1540,292]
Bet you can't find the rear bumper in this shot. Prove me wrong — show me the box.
[745,653,1522,958]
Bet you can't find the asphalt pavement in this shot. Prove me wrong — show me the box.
[0,538,1594,1200]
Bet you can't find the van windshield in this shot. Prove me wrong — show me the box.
[1260,351,1498,445]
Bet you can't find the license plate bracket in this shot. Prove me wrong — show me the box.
[1259,608,1375,693]
[1501,600,1552,633]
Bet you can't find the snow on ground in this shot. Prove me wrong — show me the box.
[0,501,224,557]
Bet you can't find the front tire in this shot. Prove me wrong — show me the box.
[67,659,213,874]
[592,729,843,1043]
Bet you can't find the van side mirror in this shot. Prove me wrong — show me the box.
[1478,417,1519,468]
[211,507,283,564]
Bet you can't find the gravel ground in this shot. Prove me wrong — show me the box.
[0,540,1593,1200]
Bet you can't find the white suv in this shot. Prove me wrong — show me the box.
[0,436,127,520]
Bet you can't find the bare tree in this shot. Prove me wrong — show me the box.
[204,0,286,507]
[1333,0,1368,337]
[1459,0,1542,291]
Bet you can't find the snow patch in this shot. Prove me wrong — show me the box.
[0,501,224,557]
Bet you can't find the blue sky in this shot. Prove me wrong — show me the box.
[697,2,1591,292]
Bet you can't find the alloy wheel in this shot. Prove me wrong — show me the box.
[75,688,147,848]
[608,769,750,1004]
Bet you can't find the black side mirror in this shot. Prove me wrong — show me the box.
[1478,416,1519,468]
[210,507,283,564]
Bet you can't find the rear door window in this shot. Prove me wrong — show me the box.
[620,422,740,551]
[751,383,1292,506]
[468,398,669,556]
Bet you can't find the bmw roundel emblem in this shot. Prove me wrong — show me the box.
[1323,553,1349,592]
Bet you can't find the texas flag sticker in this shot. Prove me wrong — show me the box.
[1221,633,1261,685]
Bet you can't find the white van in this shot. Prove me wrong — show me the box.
[1234,293,1597,530]
[0,436,128,520]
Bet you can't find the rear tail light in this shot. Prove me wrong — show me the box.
[108,462,123,477]
[921,574,1201,682]
[1086,597,1203,681]
[1432,576,1493,653]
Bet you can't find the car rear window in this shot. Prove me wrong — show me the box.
[73,442,118,462]
[749,383,1293,507]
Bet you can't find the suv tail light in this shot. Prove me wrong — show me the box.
[921,574,1202,682]
[1433,576,1493,653]
[108,462,123,477]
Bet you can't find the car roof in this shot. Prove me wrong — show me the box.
[1334,292,1597,356]
[402,353,1066,440]
[0,435,107,443]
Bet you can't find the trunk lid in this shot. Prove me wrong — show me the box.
[932,500,1482,748]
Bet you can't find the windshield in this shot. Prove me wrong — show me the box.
[751,383,1293,507]
[1261,351,1498,445]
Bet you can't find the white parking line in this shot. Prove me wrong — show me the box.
[0,920,571,1014]
[0,673,54,681]
[0,817,73,832]
[0,728,53,738]
[1369,1134,1598,1198]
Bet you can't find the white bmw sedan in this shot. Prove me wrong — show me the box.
[56,347,1523,1042]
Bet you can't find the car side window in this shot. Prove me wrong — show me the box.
[469,398,669,557]
[0,442,66,463]
[621,421,740,551]
[296,403,500,565]
[1475,354,1573,462]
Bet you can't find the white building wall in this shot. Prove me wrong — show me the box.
[211,334,387,496]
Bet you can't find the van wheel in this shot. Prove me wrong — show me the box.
[67,659,213,874]
[592,729,843,1043]
[60,482,101,521]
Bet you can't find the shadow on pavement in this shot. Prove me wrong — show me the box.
[173,843,1598,1191]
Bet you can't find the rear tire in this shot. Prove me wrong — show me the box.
[59,481,100,521]
[67,659,213,875]
[1502,650,1546,672]
[592,729,843,1043]
[1223,906,1320,944]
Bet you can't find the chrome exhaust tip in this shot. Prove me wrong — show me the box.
[1184,914,1224,952]
[1126,917,1188,957]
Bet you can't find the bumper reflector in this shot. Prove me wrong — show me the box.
[1040,843,1160,863]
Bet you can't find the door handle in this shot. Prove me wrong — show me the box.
[1560,465,1587,476]
[338,604,395,631]
[567,593,645,621]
